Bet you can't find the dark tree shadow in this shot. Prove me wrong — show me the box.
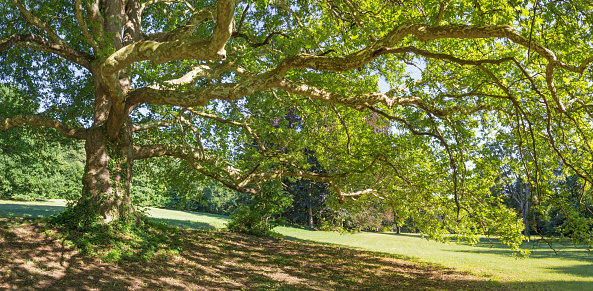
[0,204,66,218]
[147,217,217,230]
[5,217,590,290]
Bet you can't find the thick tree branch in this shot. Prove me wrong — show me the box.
[143,3,217,42]
[132,142,376,198]
[278,79,493,116]
[150,61,251,90]
[133,143,259,193]
[273,23,558,76]
[131,120,175,132]
[0,34,92,69]
[557,55,593,75]
[232,31,290,48]
[126,70,278,108]
[85,0,105,44]
[100,0,233,76]
[373,46,515,66]
[99,0,235,136]
[0,114,88,140]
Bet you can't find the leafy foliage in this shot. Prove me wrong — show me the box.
[0,85,84,200]
[226,180,292,237]
[2,0,593,253]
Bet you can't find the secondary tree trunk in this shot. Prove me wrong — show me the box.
[308,188,314,229]
[523,183,530,239]
[394,219,401,234]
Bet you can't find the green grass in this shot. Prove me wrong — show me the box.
[0,199,67,218]
[275,227,593,290]
[139,206,229,229]
[1,199,592,290]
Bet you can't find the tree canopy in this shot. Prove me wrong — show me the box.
[1,0,593,250]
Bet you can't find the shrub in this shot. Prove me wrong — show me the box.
[226,180,291,237]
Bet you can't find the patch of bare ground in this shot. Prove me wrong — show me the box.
[0,217,506,290]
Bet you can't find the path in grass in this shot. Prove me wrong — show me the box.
[1,199,592,290]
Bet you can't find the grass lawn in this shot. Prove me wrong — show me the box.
[276,227,593,290]
[1,199,592,290]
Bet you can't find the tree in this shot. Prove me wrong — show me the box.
[2,0,593,248]
[0,85,85,201]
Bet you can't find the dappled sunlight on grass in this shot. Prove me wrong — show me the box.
[2,200,593,290]
[139,206,230,229]
[1,217,501,290]
[276,228,593,289]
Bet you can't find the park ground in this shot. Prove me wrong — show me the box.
[1,200,592,290]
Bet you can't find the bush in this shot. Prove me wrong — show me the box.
[226,205,280,237]
[166,183,246,215]
[130,174,168,208]
[226,180,291,237]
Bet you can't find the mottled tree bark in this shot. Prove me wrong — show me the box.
[67,68,135,223]
[74,122,134,223]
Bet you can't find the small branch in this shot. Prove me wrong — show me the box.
[75,0,99,51]
[330,105,352,155]
[187,108,247,127]
[434,0,452,25]
[11,0,71,48]
[235,2,250,36]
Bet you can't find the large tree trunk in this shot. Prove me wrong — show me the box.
[70,71,136,224]
[73,122,134,223]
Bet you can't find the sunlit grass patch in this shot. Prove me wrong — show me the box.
[2,200,593,290]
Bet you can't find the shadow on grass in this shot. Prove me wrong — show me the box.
[0,217,507,290]
[147,217,217,230]
[450,248,593,279]
[0,204,65,218]
[383,232,593,259]
[144,207,230,219]
[428,236,593,281]
[450,238,593,259]
[3,217,593,290]
[169,209,230,220]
